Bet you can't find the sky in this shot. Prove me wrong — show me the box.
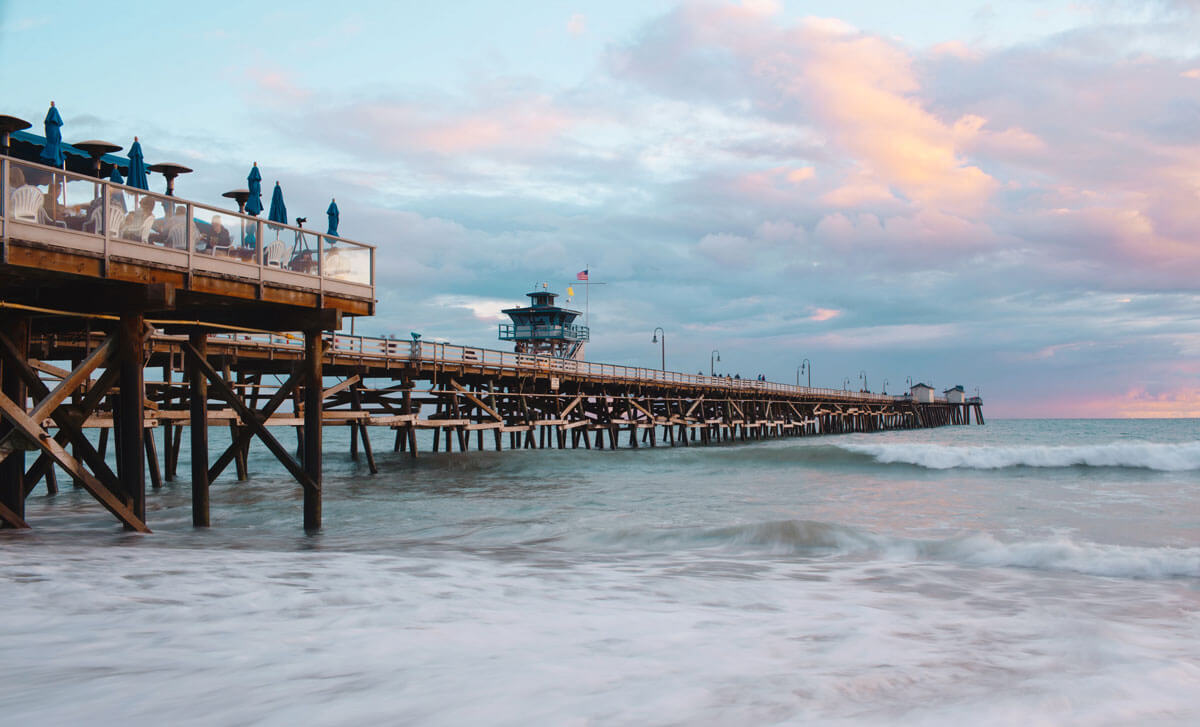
[3,0,1200,418]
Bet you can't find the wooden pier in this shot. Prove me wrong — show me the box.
[1,154,982,534]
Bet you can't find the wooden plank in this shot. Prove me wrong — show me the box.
[29,359,72,379]
[448,379,505,422]
[322,374,361,399]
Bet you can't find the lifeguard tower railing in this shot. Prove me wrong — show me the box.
[1,157,374,303]
[497,323,591,342]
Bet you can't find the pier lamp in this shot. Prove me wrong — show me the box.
[882,378,889,395]
[148,162,193,197]
[73,140,122,178]
[652,327,666,370]
[710,349,721,377]
[797,358,811,388]
[0,114,31,157]
[859,370,868,393]
[842,377,851,391]
[222,189,250,213]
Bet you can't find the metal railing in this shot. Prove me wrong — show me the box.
[1,156,375,296]
[497,323,590,341]
[201,331,923,403]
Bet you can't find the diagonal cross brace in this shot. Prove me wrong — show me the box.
[207,364,302,484]
[0,335,115,465]
[181,342,318,494]
[0,390,149,532]
[0,331,126,504]
[23,366,121,498]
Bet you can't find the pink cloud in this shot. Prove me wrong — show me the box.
[808,307,841,321]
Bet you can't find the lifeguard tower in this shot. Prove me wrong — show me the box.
[498,285,589,359]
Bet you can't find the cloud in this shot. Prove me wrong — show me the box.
[210,2,1200,416]
[567,13,587,36]
[808,308,841,321]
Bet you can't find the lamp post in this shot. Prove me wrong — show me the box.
[710,349,721,377]
[842,377,851,391]
[797,358,811,388]
[652,327,665,371]
[882,378,889,395]
[859,370,868,393]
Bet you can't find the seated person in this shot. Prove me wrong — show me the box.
[42,176,67,226]
[120,196,158,241]
[203,214,231,253]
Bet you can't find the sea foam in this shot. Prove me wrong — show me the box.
[838,440,1200,471]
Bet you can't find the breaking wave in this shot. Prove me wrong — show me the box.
[837,441,1200,471]
[595,520,1200,579]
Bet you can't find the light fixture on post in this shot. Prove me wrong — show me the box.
[652,327,665,371]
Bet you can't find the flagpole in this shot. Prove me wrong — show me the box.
[585,262,589,330]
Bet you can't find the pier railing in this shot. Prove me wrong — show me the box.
[201,331,918,403]
[1,157,374,300]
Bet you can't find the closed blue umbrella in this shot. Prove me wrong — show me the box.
[127,136,149,190]
[326,198,339,236]
[39,102,64,167]
[109,166,124,185]
[245,163,263,216]
[267,181,287,224]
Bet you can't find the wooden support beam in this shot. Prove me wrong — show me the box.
[117,313,146,525]
[188,331,210,527]
[0,315,29,527]
[302,329,323,531]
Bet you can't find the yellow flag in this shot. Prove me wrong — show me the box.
[567,286,574,297]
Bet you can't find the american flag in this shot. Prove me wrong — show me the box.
[576,269,589,281]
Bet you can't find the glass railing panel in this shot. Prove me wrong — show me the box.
[59,173,104,232]
[322,234,371,284]
[287,230,319,274]
[190,202,258,262]
[7,160,72,229]
[116,189,177,248]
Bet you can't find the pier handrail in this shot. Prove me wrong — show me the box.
[1,156,375,294]
[195,330,915,403]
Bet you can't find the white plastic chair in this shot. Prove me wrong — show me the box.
[264,239,286,267]
[164,219,194,250]
[10,185,44,222]
[86,204,125,235]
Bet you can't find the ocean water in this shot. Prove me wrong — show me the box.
[2,419,1198,725]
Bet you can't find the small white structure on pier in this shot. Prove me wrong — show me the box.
[944,385,966,404]
[910,383,935,403]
